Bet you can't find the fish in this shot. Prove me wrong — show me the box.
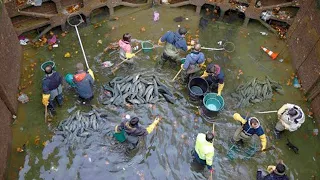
[199,17,209,29]
[100,74,175,106]
[162,93,176,104]
[286,138,299,154]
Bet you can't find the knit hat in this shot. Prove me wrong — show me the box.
[274,163,286,176]
[288,108,298,116]
[129,117,139,126]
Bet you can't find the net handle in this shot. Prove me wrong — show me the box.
[67,13,84,27]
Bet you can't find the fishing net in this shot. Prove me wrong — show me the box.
[223,42,236,53]
[67,13,84,27]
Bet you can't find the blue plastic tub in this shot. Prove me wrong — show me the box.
[201,93,224,121]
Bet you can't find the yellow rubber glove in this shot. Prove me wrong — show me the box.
[233,113,247,124]
[201,71,209,79]
[158,38,164,46]
[217,83,224,96]
[267,165,276,173]
[88,69,95,80]
[259,134,267,151]
[42,94,50,106]
[146,117,161,134]
[187,46,192,51]
[199,62,206,69]
[125,53,135,59]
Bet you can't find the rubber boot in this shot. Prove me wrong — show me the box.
[274,129,281,139]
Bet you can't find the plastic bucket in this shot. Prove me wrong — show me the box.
[201,93,224,118]
[141,41,154,53]
[113,130,126,143]
[41,61,56,71]
[65,73,76,87]
[188,77,209,101]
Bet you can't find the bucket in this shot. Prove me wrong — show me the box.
[41,61,56,71]
[188,77,209,101]
[201,93,224,119]
[113,130,126,143]
[141,41,154,53]
[65,73,76,87]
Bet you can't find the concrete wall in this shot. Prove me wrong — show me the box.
[287,0,320,121]
[0,3,22,180]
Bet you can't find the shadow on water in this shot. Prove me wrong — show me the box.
[8,5,320,180]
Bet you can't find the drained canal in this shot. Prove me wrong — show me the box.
[7,5,320,180]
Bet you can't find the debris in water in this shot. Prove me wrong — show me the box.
[64,52,71,58]
[140,27,146,32]
[18,93,29,104]
[34,136,40,145]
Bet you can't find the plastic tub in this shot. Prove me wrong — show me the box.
[141,41,154,53]
[188,77,209,101]
[201,93,224,119]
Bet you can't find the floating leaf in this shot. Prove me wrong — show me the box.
[64,52,71,58]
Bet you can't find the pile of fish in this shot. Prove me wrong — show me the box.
[55,106,109,145]
[231,76,284,108]
[100,74,176,106]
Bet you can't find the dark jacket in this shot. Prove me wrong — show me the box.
[42,71,62,94]
[117,120,148,137]
[242,116,265,137]
[160,31,188,51]
[73,71,94,99]
[183,51,205,70]
[257,171,289,180]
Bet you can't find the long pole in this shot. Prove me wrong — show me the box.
[171,68,183,82]
[111,48,143,74]
[255,110,277,114]
[202,47,224,51]
[74,25,90,69]
[209,123,215,180]
[44,105,48,123]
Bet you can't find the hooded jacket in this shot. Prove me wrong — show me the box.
[118,39,132,59]
[73,70,94,99]
[117,120,148,137]
[160,31,188,51]
[195,133,214,168]
[233,113,267,150]
[183,51,205,70]
[278,103,305,132]
[42,71,62,94]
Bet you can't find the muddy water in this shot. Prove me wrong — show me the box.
[8,5,320,180]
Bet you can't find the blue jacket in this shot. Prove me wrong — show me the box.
[73,71,94,99]
[42,71,62,94]
[160,31,188,51]
[242,117,265,136]
[183,51,205,70]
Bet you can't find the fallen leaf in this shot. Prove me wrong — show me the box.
[140,27,146,32]
[64,52,71,58]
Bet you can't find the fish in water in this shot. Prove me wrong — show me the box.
[199,17,209,30]
[100,74,176,106]
[174,16,184,22]
[286,138,299,154]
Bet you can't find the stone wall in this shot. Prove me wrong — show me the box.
[0,4,22,180]
[287,0,320,121]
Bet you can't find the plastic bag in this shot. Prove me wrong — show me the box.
[18,94,29,103]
